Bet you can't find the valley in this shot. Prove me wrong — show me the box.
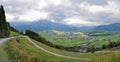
[1,32,120,62]
[0,2,120,62]
[39,30,120,53]
[39,30,89,47]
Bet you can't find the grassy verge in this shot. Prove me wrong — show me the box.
[3,36,120,62]
[32,38,120,62]
[4,37,87,62]
[10,31,19,37]
[33,39,98,58]
[0,43,9,62]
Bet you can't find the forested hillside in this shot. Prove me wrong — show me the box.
[0,5,10,38]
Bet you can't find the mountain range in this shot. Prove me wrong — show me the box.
[10,20,76,31]
[10,20,120,32]
[93,23,120,31]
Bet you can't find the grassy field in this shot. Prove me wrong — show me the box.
[39,30,120,48]
[89,33,120,48]
[32,39,98,59]
[39,30,89,47]
[91,50,120,62]
[52,38,89,47]
[4,37,87,62]
[10,31,19,37]
[1,36,120,62]
[27,36,120,62]
[31,37,120,62]
[1,30,120,62]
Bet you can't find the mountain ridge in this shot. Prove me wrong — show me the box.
[10,20,120,32]
[93,23,120,31]
[10,20,77,31]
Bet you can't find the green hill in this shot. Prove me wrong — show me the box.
[2,36,120,62]
[4,36,87,62]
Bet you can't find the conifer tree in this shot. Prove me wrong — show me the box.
[0,5,10,38]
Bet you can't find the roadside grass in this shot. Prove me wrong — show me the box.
[0,43,9,62]
[32,39,102,59]
[3,35,120,62]
[10,31,19,37]
[4,37,87,62]
[32,38,120,62]
[0,31,19,62]
[38,31,120,62]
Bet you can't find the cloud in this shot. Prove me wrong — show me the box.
[5,13,14,21]
[80,1,120,16]
[18,10,49,22]
[62,17,101,26]
[71,0,108,6]
[0,0,120,26]
[80,2,107,13]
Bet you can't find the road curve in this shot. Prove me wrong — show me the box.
[0,37,14,46]
[25,36,90,60]
[0,37,14,62]
[0,36,90,60]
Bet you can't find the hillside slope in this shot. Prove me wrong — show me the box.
[4,36,88,62]
[1,36,120,62]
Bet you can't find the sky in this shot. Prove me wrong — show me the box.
[0,0,120,26]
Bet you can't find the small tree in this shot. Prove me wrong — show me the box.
[102,44,106,49]
[91,45,95,53]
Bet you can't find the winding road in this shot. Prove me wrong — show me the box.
[0,37,15,46]
[0,37,14,62]
[25,36,90,60]
[0,36,90,61]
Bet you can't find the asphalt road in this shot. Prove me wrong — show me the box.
[0,37,14,46]
[25,36,90,60]
[0,36,90,61]
[0,37,14,62]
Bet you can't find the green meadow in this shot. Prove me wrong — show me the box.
[2,36,120,62]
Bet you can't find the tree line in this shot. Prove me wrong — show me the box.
[87,40,120,53]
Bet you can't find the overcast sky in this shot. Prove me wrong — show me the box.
[0,0,120,26]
